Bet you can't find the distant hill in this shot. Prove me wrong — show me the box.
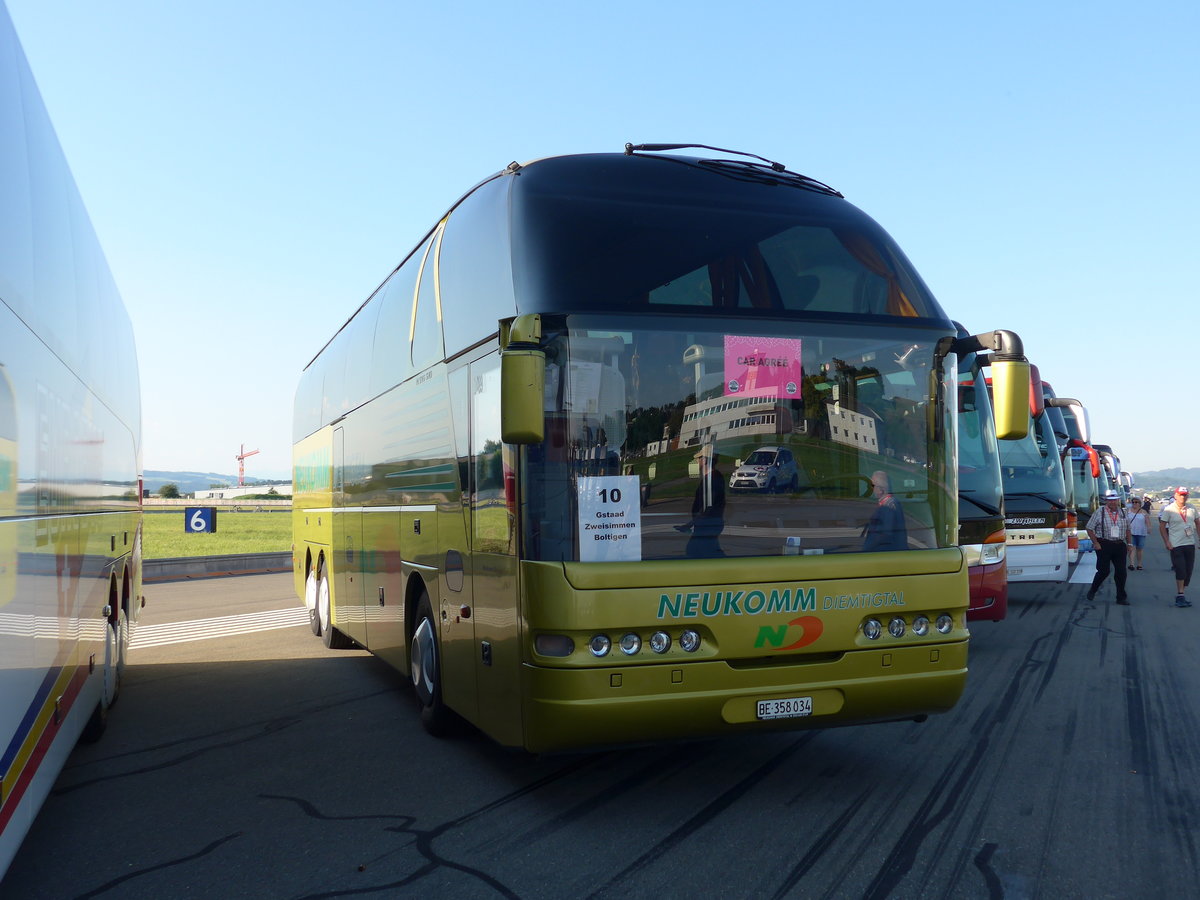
[144,470,289,495]
[1131,468,1200,492]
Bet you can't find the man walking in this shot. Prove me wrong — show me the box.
[1159,486,1198,608]
[1086,490,1130,604]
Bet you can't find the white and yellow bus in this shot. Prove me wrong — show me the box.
[1,3,142,874]
[293,143,1028,752]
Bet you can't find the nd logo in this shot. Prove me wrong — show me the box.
[755,616,823,651]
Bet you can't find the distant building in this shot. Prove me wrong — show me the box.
[192,484,292,500]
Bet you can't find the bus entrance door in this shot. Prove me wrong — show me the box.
[466,355,522,745]
[332,427,366,645]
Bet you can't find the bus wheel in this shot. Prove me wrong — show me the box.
[411,593,453,736]
[113,606,129,699]
[82,617,121,743]
[305,567,321,636]
[318,571,354,649]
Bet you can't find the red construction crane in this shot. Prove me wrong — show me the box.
[236,444,260,486]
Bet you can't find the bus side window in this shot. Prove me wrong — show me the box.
[370,242,424,394]
[437,177,516,352]
[412,223,446,372]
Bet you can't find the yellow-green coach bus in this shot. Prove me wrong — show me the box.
[292,144,1029,752]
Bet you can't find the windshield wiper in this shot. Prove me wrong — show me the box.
[1006,491,1067,510]
[959,493,1002,516]
[624,142,844,197]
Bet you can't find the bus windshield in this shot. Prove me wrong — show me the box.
[958,365,1003,520]
[520,314,957,562]
[996,410,1068,511]
[1068,449,1100,516]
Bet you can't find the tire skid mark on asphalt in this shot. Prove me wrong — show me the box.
[861,619,1060,899]
[1034,586,1096,701]
[768,786,872,900]
[512,747,679,847]
[74,832,244,899]
[586,735,817,899]
[1143,627,1200,865]
[130,607,310,649]
[1121,614,1152,776]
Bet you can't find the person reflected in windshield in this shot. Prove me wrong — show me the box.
[863,470,907,551]
[676,447,726,557]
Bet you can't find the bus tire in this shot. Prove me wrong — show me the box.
[81,616,121,743]
[305,566,321,636]
[410,592,453,736]
[318,571,354,650]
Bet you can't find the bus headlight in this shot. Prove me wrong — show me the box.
[589,634,611,657]
[649,631,671,654]
[888,617,906,638]
[936,614,954,634]
[619,633,641,655]
[863,618,883,640]
[912,615,930,636]
[679,629,701,652]
[981,542,1005,564]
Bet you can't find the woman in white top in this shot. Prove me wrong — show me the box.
[1126,496,1150,570]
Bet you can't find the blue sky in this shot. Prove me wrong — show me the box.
[7,0,1198,479]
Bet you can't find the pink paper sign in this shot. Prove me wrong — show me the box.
[723,335,803,398]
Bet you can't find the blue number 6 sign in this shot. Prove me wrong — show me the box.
[185,507,218,534]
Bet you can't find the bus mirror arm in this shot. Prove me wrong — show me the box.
[949,329,1026,363]
[945,329,1030,441]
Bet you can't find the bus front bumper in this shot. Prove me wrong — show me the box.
[520,641,967,753]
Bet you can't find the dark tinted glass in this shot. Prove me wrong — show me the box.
[438,176,515,352]
[511,155,944,322]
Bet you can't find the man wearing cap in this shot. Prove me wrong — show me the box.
[1086,491,1130,604]
[1158,486,1199,608]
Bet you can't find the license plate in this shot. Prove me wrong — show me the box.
[1007,567,1023,575]
[756,697,813,720]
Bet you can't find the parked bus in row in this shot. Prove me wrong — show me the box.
[292,144,1029,752]
[1,3,143,875]
[1056,399,1101,552]
[955,338,1009,621]
[1093,444,1123,505]
[990,364,1070,583]
[1039,382,1080,566]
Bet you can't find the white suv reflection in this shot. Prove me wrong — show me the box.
[728,446,799,493]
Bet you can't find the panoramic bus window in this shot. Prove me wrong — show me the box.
[438,177,516,351]
[521,315,956,563]
[370,237,426,394]
[412,223,446,372]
